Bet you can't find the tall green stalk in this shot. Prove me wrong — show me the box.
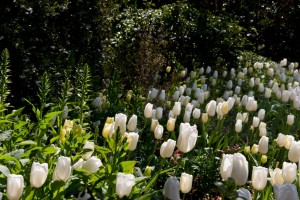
[76,64,91,125]
[0,49,11,114]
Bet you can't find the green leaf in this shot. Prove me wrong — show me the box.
[120,161,136,173]
[0,165,10,176]
[16,140,37,146]
[95,146,111,154]
[44,111,62,120]
[0,155,21,170]
[141,173,158,193]
[43,146,58,156]
[5,107,24,119]
[24,189,35,200]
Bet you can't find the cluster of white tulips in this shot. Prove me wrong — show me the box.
[138,57,300,199]
[6,138,102,200]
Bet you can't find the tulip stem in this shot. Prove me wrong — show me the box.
[182,193,186,200]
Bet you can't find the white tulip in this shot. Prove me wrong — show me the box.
[258,109,265,121]
[7,174,24,200]
[236,188,251,200]
[177,123,198,153]
[180,173,193,193]
[274,183,299,200]
[127,114,137,132]
[192,108,201,119]
[206,100,217,117]
[252,166,268,190]
[82,156,103,175]
[167,117,176,132]
[155,107,163,120]
[53,156,71,182]
[115,113,127,135]
[173,102,182,116]
[276,133,285,147]
[282,162,297,183]
[284,135,295,150]
[269,168,284,186]
[288,141,300,163]
[30,162,48,188]
[116,173,135,198]
[125,132,139,151]
[82,141,94,160]
[252,116,260,128]
[163,177,180,200]
[144,103,153,118]
[160,139,176,158]
[258,136,269,154]
[287,114,294,126]
[154,125,164,140]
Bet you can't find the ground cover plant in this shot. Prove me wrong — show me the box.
[1,46,300,200]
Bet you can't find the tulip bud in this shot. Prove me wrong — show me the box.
[288,141,300,163]
[287,114,294,126]
[127,114,137,132]
[82,141,94,159]
[163,177,180,200]
[125,132,139,151]
[251,144,259,154]
[269,168,284,186]
[202,113,208,123]
[258,136,269,154]
[160,139,176,158]
[274,183,298,200]
[144,166,154,176]
[244,146,250,154]
[7,174,24,200]
[30,162,48,188]
[102,117,115,138]
[180,173,193,193]
[261,155,268,164]
[177,123,198,153]
[282,162,297,183]
[252,166,268,190]
[144,103,153,118]
[53,156,71,182]
[115,113,127,135]
[154,125,164,140]
[81,156,103,175]
[116,173,135,198]
[166,66,171,73]
[167,117,176,132]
